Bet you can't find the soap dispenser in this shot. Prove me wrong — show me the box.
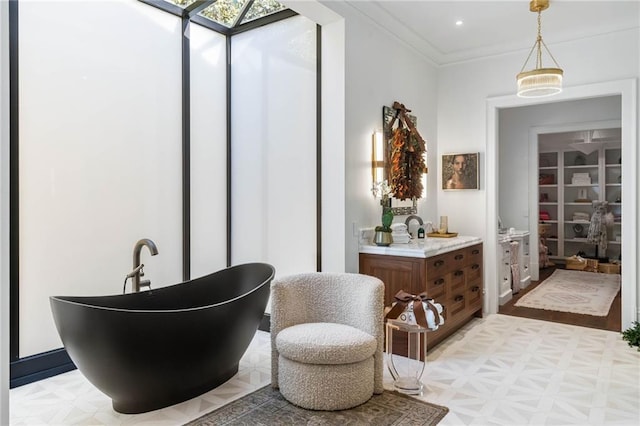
[417,227,425,239]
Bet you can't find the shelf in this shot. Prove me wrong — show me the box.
[564,165,598,169]
[608,241,621,245]
[538,142,621,259]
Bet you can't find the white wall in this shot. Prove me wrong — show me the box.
[438,28,639,320]
[499,96,622,230]
[18,0,184,356]
[0,0,10,422]
[319,1,439,273]
[231,16,317,279]
[190,25,227,278]
[439,28,638,238]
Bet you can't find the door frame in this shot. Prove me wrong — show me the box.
[486,79,637,330]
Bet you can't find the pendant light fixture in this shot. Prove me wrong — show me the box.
[516,0,563,98]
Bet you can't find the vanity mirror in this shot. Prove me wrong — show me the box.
[381,102,427,215]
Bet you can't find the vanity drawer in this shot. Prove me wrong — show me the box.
[466,244,483,266]
[425,274,447,300]
[450,268,465,289]
[500,243,511,261]
[427,252,451,275]
[450,250,467,270]
[466,262,482,282]
[466,281,482,307]
[447,292,466,317]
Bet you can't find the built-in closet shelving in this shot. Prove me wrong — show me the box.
[538,146,622,261]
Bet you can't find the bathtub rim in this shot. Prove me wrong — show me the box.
[49,262,275,314]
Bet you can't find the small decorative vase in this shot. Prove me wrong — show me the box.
[374,231,393,246]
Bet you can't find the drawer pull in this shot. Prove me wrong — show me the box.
[454,270,464,277]
[471,286,480,292]
[472,264,480,270]
[434,260,445,267]
[434,278,445,286]
[454,295,464,302]
[472,249,480,255]
[455,254,464,260]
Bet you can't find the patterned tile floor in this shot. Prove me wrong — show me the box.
[10,314,640,425]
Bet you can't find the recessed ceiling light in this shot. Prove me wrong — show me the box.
[455,20,464,26]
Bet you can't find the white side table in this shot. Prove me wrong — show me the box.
[385,320,428,394]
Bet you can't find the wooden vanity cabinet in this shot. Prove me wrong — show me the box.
[359,243,483,352]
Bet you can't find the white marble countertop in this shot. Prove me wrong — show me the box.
[359,235,482,258]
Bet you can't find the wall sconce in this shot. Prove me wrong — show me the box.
[371,130,385,197]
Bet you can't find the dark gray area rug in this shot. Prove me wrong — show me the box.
[185,385,449,425]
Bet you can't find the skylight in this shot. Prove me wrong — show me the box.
[162,0,288,29]
[199,0,249,28]
[241,0,287,24]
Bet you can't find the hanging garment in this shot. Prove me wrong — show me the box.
[510,240,520,294]
[538,237,554,268]
[587,201,608,251]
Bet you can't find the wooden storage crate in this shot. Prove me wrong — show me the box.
[565,256,586,270]
[598,263,621,274]
[565,256,599,272]
[538,223,552,236]
[584,259,599,272]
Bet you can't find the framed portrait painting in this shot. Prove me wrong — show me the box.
[442,153,479,190]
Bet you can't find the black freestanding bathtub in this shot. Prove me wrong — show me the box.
[50,262,274,414]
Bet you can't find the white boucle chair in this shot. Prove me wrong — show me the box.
[271,272,384,411]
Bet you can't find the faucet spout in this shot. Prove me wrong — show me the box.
[405,215,424,227]
[404,215,424,238]
[132,238,159,292]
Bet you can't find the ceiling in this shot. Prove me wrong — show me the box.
[346,0,640,65]
[539,127,621,150]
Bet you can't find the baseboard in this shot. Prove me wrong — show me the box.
[10,348,76,388]
[499,290,513,306]
[530,262,540,280]
[259,313,270,332]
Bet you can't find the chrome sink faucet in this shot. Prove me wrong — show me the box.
[405,215,424,227]
[131,238,159,292]
[405,215,424,237]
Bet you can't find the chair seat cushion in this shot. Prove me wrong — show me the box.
[276,322,377,365]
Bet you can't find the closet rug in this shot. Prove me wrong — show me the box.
[514,269,620,316]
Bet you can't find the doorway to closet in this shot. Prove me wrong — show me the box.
[496,96,625,332]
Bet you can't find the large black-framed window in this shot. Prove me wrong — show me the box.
[8,0,320,388]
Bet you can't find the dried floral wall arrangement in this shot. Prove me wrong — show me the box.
[382,102,427,200]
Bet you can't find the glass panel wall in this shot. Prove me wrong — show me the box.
[190,25,227,278]
[18,0,183,357]
[231,16,317,293]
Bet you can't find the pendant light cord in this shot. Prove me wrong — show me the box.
[519,6,562,73]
